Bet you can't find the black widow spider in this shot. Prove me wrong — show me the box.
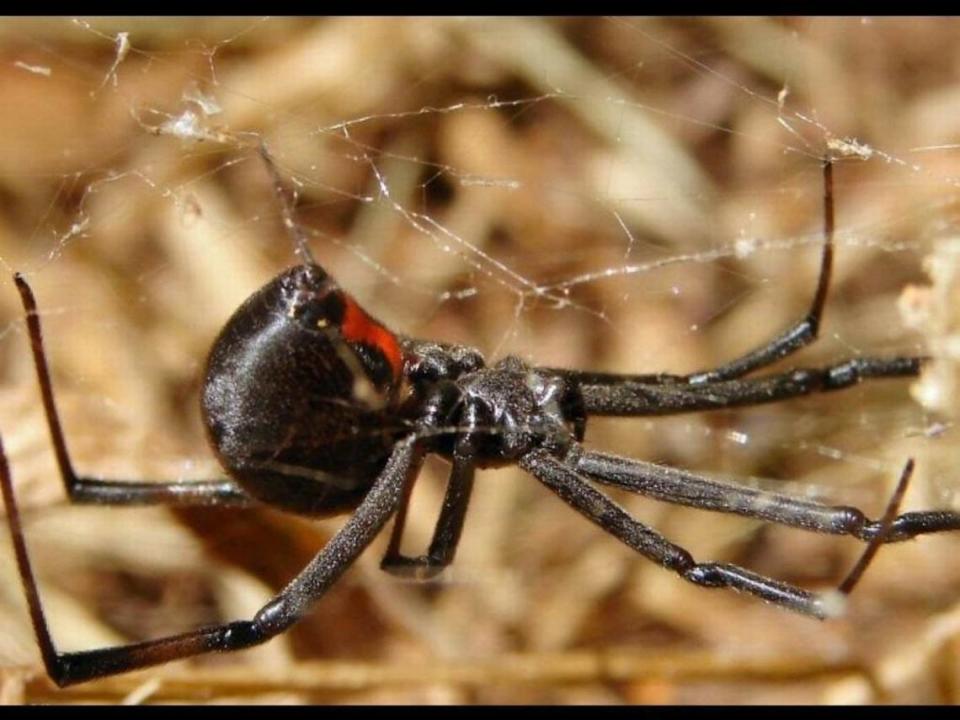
[2,145,960,689]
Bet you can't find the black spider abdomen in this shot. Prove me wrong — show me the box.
[201,265,406,516]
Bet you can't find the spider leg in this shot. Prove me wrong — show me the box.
[256,140,315,265]
[381,437,476,579]
[837,458,913,594]
[0,433,419,687]
[571,446,960,542]
[547,159,849,389]
[520,448,907,619]
[577,356,920,417]
[13,273,255,509]
[685,158,836,384]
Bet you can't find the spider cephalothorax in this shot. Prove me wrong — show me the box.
[3,154,960,688]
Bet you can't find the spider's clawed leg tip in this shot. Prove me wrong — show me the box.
[817,589,849,620]
[12,272,33,302]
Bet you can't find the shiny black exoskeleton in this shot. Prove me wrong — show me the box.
[201,264,586,515]
[405,355,587,466]
[6,158,960,688]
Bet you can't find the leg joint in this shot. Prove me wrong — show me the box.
[681,562,726,588]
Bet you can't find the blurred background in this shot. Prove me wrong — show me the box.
[0,17,959,704]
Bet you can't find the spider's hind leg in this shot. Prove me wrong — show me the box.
[0,434,418,686]
[13,273,255,509]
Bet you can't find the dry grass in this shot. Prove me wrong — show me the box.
[0,17,959,704]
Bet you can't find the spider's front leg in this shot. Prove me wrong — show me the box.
[13,273,257,509]
[573,446,960,542]
[575,355,921,417]
[548,159,917,404]
[520,449,826,617]
[683,158,837,384]
[520,448,917,619]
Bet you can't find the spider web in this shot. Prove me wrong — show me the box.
[1,17,960,704]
